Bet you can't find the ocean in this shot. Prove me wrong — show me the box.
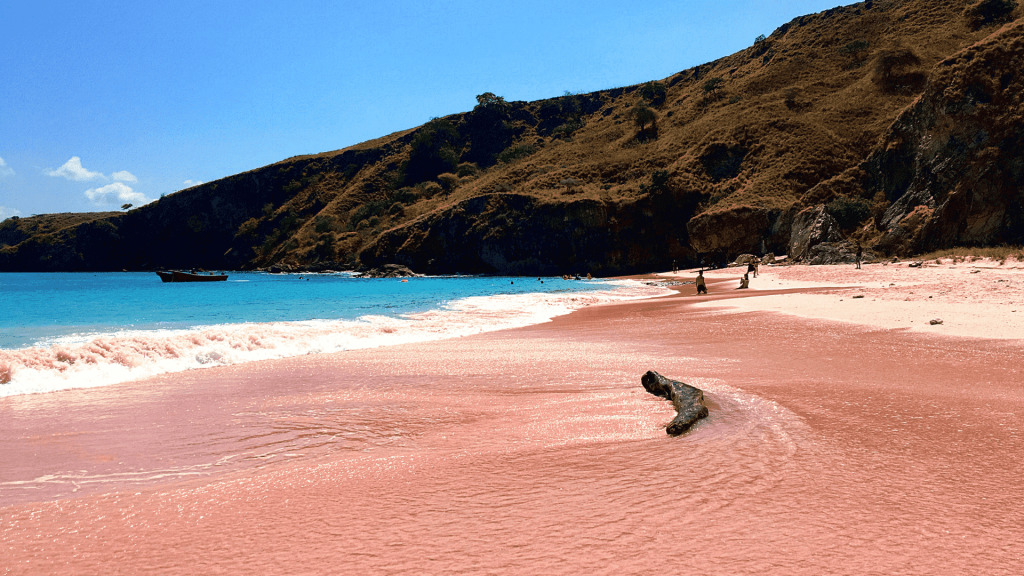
[0,272,669,397]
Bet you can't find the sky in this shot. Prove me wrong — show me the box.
[0,0,846,219]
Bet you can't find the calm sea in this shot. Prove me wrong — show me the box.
[0,272,668,396]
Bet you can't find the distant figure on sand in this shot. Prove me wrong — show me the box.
[855,245,863,269]
[696,271,707,295]
[746,260,758,278]
[738,273,749,289]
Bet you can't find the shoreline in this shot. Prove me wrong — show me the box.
[654,258,1024,341]
[0,278,671,397]
[2,264,1022,574]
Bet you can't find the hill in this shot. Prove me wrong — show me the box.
[2,0,1021,273]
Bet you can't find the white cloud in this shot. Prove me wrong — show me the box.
[112,170,138,183]
[46,156,104,181]
[0,206,22,220]
[84,182,149,205]
[0,156,14,177]
[183,179,204,187]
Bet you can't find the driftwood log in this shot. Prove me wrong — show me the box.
[641,370,709,435]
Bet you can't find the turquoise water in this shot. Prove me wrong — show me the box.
[0,272,608,350]
[0,272,664,396]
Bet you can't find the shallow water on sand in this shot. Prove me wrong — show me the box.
[0,273,657,396]
[2,293,1022,575]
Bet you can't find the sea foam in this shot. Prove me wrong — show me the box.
[0,281,669,397]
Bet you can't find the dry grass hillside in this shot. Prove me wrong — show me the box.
[1,0,1020,273]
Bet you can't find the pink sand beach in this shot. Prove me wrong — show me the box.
[3,264,1023,575]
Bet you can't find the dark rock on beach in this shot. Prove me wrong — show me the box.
[641,370,709,435]
[358,263,419,278]
[788,205,842,261]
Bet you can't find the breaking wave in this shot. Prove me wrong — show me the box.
[0,281,670,397]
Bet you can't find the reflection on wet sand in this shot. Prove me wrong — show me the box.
[2,290,1022,575]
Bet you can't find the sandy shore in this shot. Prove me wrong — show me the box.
[2,271,1023,574]
[659,258,1024,340]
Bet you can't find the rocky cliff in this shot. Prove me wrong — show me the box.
[2,0,1020,273]
[868,19,1024,254]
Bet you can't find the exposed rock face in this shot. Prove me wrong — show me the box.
[805,241,875,265]
[358,264,419,278]
[360,192,701,276]
[686,205,771,259]
[788,205,842,261]
[640,370,709,435]
[863,20,1024,255]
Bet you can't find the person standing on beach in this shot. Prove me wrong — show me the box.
[696,270,707,295]
[855,244,863,269]
[746,259,758,278]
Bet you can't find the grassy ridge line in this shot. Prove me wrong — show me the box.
[2,0,1017,272]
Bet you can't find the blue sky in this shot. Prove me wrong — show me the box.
[0,0,845,219]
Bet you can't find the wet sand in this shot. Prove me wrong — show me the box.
[2,274,1023,575]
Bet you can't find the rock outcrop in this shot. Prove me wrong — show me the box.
[864,20,1024,255]
[641,370,709,435]
[359,192,700,276]
[804,240,876,265]
[358,264,419,278]
[788,205,842,261]
[686,205,771,259]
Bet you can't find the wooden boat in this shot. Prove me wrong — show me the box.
[156,270,228,283]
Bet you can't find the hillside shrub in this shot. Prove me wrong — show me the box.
[349,199,389,227]
[236,218,259,239]
[873,47,925,94]
[839,39,870,67]
[475,92,509,112]
[420,181,443,197]
[827,196,872,229]
[437,173,460,192]
[640,170,671,194]
[552,120,583,139]
[456,162,479,177]
[629,104,657,131]
[561,92,583,120]
[313,216,335,234]
[784,87,801,110]
[702,77,724,99]
[651,170,670,191]
[964,0,1018,28]
[639,81,667,106]
[390,188,418,205]
[405,118,460,184]
[752,34,770,56]
[560,178,581,192]
[497,143,537,164]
